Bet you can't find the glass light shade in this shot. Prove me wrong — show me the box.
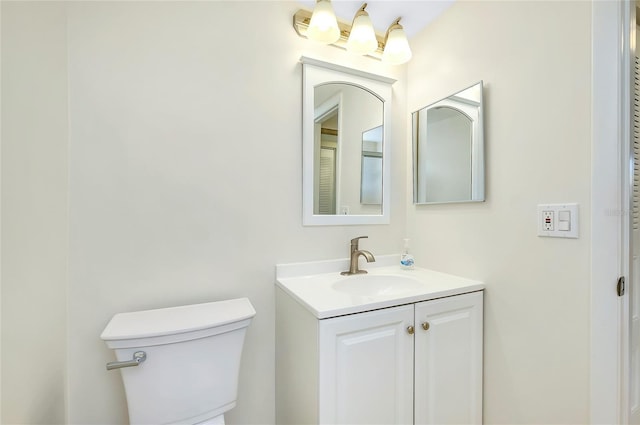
[307,0,340,44]
[382,27,412,65]
[346,13,378,55]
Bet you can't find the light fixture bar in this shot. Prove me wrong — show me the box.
[293,8,386,59]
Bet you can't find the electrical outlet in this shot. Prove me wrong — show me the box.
[537,203,579,238]
[542,211,554,231]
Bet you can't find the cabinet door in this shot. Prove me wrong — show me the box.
[319,304,414,425]
[414,291,483,425]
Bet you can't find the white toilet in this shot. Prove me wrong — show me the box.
[101,297,255,425]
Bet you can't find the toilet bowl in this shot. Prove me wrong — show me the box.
[101,297,255,425]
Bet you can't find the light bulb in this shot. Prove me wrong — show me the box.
[382,20,412,65]
[346,6,378,55]
[307,0,340,44]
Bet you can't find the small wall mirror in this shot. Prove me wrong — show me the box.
[412,81,485,204]
[302,57,395,225]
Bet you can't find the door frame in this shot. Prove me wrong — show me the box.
[591,0,633,423]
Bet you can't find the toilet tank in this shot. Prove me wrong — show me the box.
[101,298,256,425]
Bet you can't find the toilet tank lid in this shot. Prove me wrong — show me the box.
[100,297,256,341]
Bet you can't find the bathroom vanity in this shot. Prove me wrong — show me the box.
[275,255,484,425]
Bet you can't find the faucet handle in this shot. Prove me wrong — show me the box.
[350,236,368,247]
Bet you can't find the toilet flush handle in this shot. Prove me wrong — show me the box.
[106,351,147,371]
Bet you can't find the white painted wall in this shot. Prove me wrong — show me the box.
[1,2,407,423]
[406,1,591,423]
[1,3,69,423]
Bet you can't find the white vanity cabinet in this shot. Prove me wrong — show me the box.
[414,291,483,425]
[276,287,483,425]
[318,303,415,425]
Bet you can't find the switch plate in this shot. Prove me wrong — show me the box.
[537,203,579,238]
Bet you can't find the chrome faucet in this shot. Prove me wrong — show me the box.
[341,236,376,276]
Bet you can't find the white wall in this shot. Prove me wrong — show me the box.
[1,3,69,424]
[1,2,407,423]
[406,1,591,423]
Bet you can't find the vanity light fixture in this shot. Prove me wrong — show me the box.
[382,18,412,65]
[346,3,378,56]
[306,0,340,44]
[293,3,412,65]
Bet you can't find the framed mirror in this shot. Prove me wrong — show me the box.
[412,81,485,204]
[301,57,395,225]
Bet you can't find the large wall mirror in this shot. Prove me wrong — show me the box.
[302,57,395,225]
[412,81,485,204]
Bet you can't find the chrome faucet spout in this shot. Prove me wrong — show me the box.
[341,236,376,275]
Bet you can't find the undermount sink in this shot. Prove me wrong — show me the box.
[332,274,424,297]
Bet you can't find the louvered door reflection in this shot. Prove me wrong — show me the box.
[318,148,336,215]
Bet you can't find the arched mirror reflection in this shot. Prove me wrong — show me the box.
[302,57,395,225]
[412,81,485,204]
[313,83,383,216]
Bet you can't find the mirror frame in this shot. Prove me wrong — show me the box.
[412,81,485,205]
[301,57,395,225]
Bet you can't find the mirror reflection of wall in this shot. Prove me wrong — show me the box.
[314,83,383,216]
[420,107,472,202]
[413,81,485,204]
[361,126,383,205]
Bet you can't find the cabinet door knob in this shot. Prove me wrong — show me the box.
[407,326,415,335]
[422,322,430,331]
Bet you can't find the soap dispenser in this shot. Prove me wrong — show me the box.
[400,238,415,270]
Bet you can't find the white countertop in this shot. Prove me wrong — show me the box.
[276,255,484,319]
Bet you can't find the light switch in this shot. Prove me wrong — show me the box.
[537,204,579,238]
[558,210,571,231]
